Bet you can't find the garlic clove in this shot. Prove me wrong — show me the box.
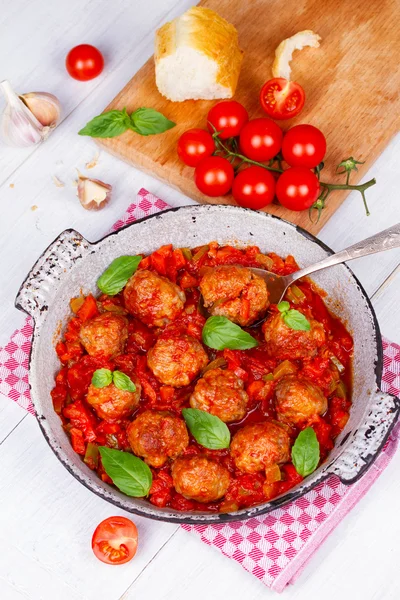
[20,92,61,128]
[77,175,112,211]
[0,80,50,147]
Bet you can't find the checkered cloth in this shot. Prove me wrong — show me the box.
[1,189,399,592]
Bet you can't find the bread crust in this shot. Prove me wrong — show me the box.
[155,6,243,98]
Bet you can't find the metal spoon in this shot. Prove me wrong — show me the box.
[252,222,400,305]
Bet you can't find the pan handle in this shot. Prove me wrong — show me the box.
[330,389,400,484]
[15,229,91,322]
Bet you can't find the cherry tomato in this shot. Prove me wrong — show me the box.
[207,101,249,139]
[282,124,327,168]
[239,118,283,162]
[66,44,104,81]
[194,156,234,197]
[177,129,215,167]
[276,167,320,211]
[260,78,305,120]
[92,516,138,565]
[232,166,276,209]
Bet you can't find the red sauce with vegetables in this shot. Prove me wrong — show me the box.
[51,243,353,513]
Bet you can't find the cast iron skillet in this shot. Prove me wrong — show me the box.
[15,205,400,524]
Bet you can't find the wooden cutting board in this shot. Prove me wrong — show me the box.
[98,0,399,234]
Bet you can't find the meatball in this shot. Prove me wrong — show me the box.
[147,334,209,387]
[79,312,128,358]
[127,410,189,467]
[86,380,140,421]
[199,265,269,327]
[171,456,230,503]
[275,375,327,426]
[123,269,186,328]
[262,312,325,360]
[231,421,290,474]
[189,368,248,422]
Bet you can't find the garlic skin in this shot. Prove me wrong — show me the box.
[77,175,112,211]
[0,80,60,147]
[20,92,61,128]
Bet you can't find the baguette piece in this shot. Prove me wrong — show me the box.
[155,7,243,102]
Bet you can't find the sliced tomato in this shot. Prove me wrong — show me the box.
[260,78,305,120]
[92,516,138,565]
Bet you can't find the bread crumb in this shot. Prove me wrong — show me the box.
[52,175,65,188]
[86,151,100,169]
[9,183,14,188]
[31,205,38,211]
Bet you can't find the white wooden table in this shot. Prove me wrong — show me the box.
[1,1,399,598]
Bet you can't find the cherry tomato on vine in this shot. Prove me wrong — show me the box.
[207,101,249,139]
[92,516,138,565]
[194,156,234,197]
[260,78,305,120]
[276,167,320,211]
[66,44,104,81]
[239,118,283,162]
[177,129,215,167]
[232,166,276,209]
[282,124,327,168]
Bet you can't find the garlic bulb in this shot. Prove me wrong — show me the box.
[0,80,61,147]
[20,91,61,128]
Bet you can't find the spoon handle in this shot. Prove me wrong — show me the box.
[287,222,400,283]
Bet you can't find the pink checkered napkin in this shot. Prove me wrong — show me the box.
[1,188,399,592]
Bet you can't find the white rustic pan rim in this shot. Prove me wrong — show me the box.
[15,204,400,524]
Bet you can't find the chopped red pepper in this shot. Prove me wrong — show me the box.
[77,295,99,323]
[63,400,97,442]
[70,427,86,455]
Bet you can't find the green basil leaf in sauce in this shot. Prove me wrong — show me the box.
[97,255,142,296]
[277,301,310,332]
[99,447,152,497]
[91,368,113,388]
[113,370,136,393]
[291,427,320,477]
[78,108,131,138]
[202,316,258,350]
[182,408,231,450]
[130,107,176,136]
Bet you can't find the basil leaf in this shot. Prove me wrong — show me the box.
[99,447,152,497]
[78,108,131,138]
[202,316,258,350]
[97,255,142,296]
[277,301,290,313]
[291,427,320,477]
[283,309,311,331]
[92,368,113,388]
[113,370,136,392]
[130,107,176,136]
[182,408,230,450]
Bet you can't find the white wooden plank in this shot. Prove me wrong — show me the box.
[0,0,194,186]
[0,392,27,444]
[0,415,179,600]
[121,451,400,600]
[319,133,400,298]
[372,264,400,341]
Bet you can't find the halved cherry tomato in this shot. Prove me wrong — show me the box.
[282,124,326,168]
[194,156,234,197]
[66,44,104,81]
[232,166,276,209]
[239,118,283,162]
[276,167,320,211]
[177,129,215,167]
[207,101,249,139]
[260,78,305,120]
[92,516,138,565]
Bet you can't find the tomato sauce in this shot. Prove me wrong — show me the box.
[51,243,353,513]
